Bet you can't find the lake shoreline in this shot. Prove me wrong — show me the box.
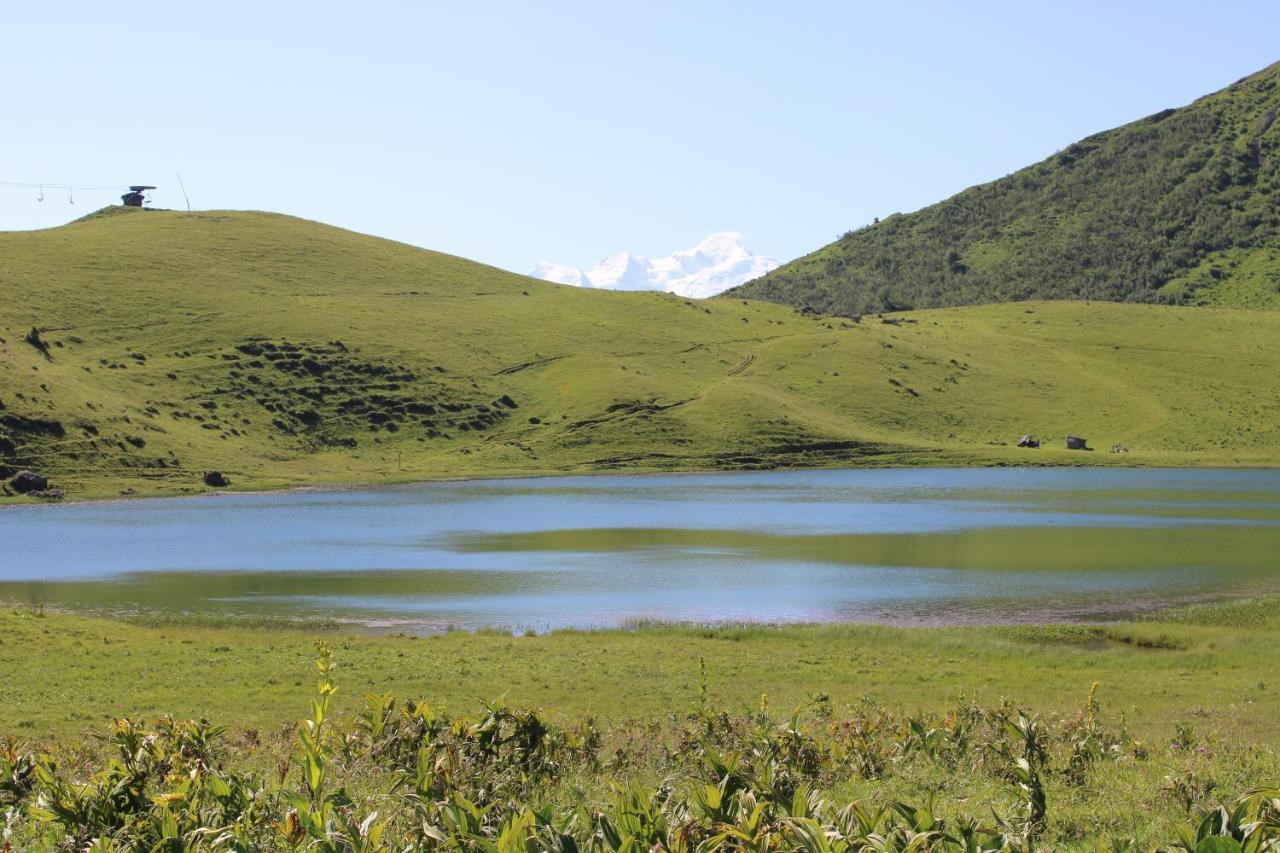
[5,451,1280,510]
[4,582,1269,636]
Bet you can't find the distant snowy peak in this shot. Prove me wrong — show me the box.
[530,233,779,299]
[589,251,657,292]
[528,261,591,288]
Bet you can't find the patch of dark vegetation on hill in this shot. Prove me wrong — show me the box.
[164,339,518,448]
[730,61,1280,313]
[1,412,66,443]
[1,410,70,480]
[706,437,903,470]
[578,431,912,473]
[0,405,176,485]
[564,397,699,433]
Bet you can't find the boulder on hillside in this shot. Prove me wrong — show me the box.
[10,470,48,494]
[203,470,230,487]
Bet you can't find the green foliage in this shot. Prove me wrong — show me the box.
[733,62,1280,314]
[3,647,1276,849]
[6,602,1280,744]
[1147,596,1280,630]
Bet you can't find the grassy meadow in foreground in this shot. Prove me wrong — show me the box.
[4,208,1280,505]
[5,598,1280,740]
[0,598,1277,848]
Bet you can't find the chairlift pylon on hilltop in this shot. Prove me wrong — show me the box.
[121,185,156,207]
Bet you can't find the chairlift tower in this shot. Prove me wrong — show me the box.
[121,185,156,207]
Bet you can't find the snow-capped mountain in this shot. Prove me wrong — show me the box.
[530,233,779,299]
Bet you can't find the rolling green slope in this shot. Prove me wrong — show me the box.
[731,61,1280,313]
[2,207,1280,502]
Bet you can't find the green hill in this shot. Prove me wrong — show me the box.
[3,207,1280,501]
[730,62,1280,313]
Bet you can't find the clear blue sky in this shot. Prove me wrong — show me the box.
[3,1,1278,274]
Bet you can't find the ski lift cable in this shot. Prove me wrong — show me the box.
[0,180,140,191]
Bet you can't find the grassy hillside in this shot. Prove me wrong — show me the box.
[3,207,1280,502]
[731,62,1280,313]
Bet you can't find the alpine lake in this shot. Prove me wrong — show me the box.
[3,467,1278,632]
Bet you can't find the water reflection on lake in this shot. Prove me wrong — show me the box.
[1,468,1277,631]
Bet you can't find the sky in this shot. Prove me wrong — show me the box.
[3,1,1278,275]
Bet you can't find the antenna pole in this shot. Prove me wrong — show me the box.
[175,172,191,211]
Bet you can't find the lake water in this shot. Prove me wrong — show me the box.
[2,468,1278,631]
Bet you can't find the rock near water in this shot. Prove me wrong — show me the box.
[10,470,48,494]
